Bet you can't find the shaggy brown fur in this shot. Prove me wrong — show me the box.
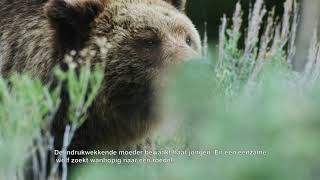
[0,0,201,152]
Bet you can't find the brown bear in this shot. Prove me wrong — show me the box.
[0,0,201,152]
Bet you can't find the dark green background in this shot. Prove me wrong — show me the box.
[187,0,286,40]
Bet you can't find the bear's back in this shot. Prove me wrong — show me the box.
[0,0,56,80]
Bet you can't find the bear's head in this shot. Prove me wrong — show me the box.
[44,0,201,147]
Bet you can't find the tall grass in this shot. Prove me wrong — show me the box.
[216,0,300,96]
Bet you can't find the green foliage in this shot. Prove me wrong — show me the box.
[0,63,103,179]
[0,73,60,177]
[161,63,320,180]
[54,63,104,127]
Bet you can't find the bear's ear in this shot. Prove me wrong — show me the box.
[163,0,186,12]
[44,0,107,50]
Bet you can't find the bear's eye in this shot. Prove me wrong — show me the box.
[186,36,192,46]
[143,39,160,49]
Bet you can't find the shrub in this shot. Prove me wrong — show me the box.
[0,60,103,180]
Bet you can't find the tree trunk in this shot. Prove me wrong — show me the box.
[294,0,320,71]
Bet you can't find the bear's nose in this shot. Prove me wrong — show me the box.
[181,48,201,61]
[170,45,201,63]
